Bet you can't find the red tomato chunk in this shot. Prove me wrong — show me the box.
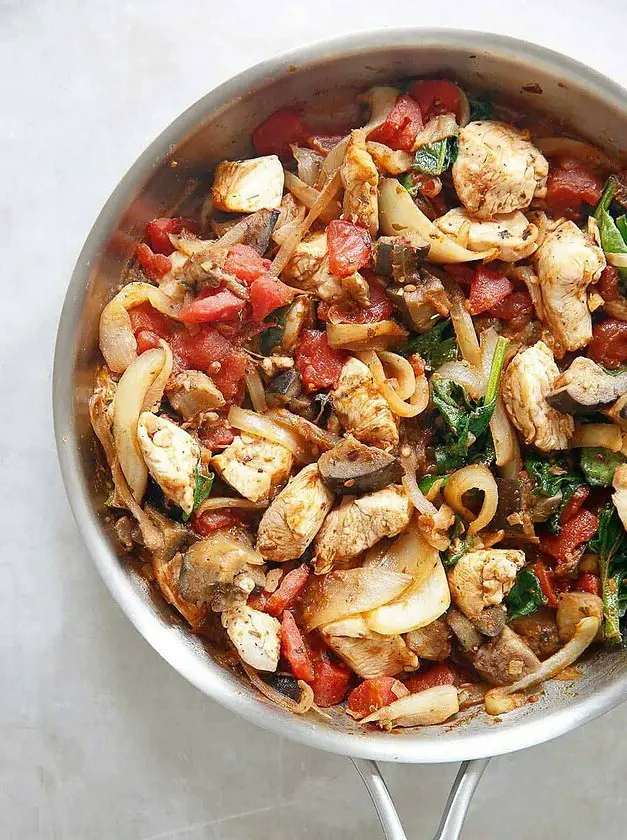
[265,564,311,617]
[489,290,534,321]
[407,79,461,120]
[347,677,407,719]
[249,275,296,321]
[179,290,247,324]
[295,330,348,392]
[281,611,315,683]
[192,509,245,537]
[534,560,560,608]
[588,319,627,369]
[574,573,602,597]
[252,108,309,159]
[306,635,351,707]
[544,159,603,215]
[319,277,394,325]
[327,220,372,277]
[146,217,199,255]
[598,266,620,302]
[135,243,172,279]
[559,486,591,526]
[467,266,513,315]
[539,509,599,566]
[404,663,456,694]
[225,244,272,283]
[368,95,423,151]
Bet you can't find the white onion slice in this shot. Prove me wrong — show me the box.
[361,685,459,728]
[434,361,485,400]
[400,457,438,517]
[358,350,422,418]
[534,137,615,171]
[444,464,498,535]
[327,321,408,352]
[571,423,623,452]
[244,366,267,413]
[196,497,268,516]
[378,351,416,400]
[411,113,459,151]
[607,253,627,269]
[442,278,481,367]
[283,170,340,223]
[227,406,310,463]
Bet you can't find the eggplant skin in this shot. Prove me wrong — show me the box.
[318,436,402,494]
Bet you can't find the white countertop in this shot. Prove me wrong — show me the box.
[4,1,627,837]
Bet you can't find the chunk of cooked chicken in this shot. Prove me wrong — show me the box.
[613,464,627,531]
[501,342,574,451]
[434,207,539,262]
[321,615,418,678]
[556,592,604,642]
[166,370,225,420]
[447,549,525,621]
[222,604,281,671]
[533,220,606,353]
[212,155,284,213]
[211,433,293,503]
[452,121,548,219]
[333,357,398,451]
[405,618,451,662]
[313,485,411,573]
[341,129,379,236]
[137,412,201,515]
[255,464,334,561]
[472,626,541,686]
[281,232,345,302]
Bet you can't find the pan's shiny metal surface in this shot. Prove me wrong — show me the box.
[53,28,627,838]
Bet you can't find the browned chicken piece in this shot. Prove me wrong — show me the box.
[211,434,293,503]
[472,626,541,686]
[166,370,225,420]
[452,121,548,219]
[281,231,346,302]
[212,155,284,213]
[341,129,379,236]
[333,357,398,451]
[501,342,574,451]
[313,485,412,573]
[405,618,451,661]
[510,608,562,660]
[533,221,606,353]
[255,464,334,562]
[556,592,604,642]
[447,549,525,621]
[321,616,418,678]
[434,207,540,262]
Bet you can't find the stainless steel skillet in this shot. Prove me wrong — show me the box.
[53,29,627,839]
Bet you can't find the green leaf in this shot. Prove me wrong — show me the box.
[398,318,458,368]
[418,474,448,494]
[182,470,214,522]
[580,447,626,487]
[588,503,627,642]
[505,569,547,620]
[469,98,494,121]
[412,137,459,176]
[259,305,289,355]
[595,178,627,283]
[524,453,584,534]
[442,516,479,568]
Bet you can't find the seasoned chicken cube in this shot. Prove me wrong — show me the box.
[501,341,574,451]
[533,220,606,353]
[321,615,418,678]
[447,549,526,621]
[473,626,541,686]
[166,370,225,420]
[341,129,379,236]
[452,121,548,219]
[211,434,293,503]
[612,464,627,531]
[256,464,334,561]
[137,412,200,515]
[434,207,540,262]
[222,604,281,671]
[281,232,345,302]
[212,155,284,213]
[313,485,411,573]
[333,357,398,451]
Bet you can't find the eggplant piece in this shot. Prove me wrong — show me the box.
[546,356,627,415]
[373,235,428,281]
[318,435,402,495]
[509,607,562,659]
[491,478,535,537]
[211,208,279,255]
[446,607,482,653]
[472,626,541,686]
[266,369,303,407]
[386,266,450,333]
[472,605,506,638]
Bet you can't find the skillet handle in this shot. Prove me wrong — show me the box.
[352,757,490,840]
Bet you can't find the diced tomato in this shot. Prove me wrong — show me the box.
[209,351,247,402]
[444,264,474,285]
[347,677,408,719]
[489,290,534,321]
[225,244,272,283]
[327,220,372,276]
[467,266,514,315]
[200,423,236,449]
[179,290,247,324]
[295,329,348,393]
[368,94,424,151]
[404,663,456,694]
[560,486,591,526]
[319,277,393,325]
[135,243,172,279]
[136,329,162,354]
[588,319,627,369]
[307,134,346,154]
[281,611,315,682]
[171,326,234,370]
[128,302,174,338]
[192,509,245,537]
[544,159,603,215]
[249,275,296,321]
[252,108,310,159]
[146,217,199,255]
[539,509,599,566]
[407,79,462,120]
[265,564,311,617]
[534,560,560,608]
[306,635,351,707]
[247,590,269,611]
[574,572,602,597]
[598,265,620,302]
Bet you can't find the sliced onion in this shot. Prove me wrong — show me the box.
[441,278,481,367]
[480,327,519,468]
[301,567,412,631]
[283,170,341,223]
[273,195,307,247]
[195,497,268,516]
[143,340,173,412]
[358,350,422,417]
[319,136,350,184]
[241,663,314,715]
[366,142,413,175]
[99,282,181,374]
[444,464,498,535]
[434,361,485,399]
[113,347,169,501]
[281,296,311,353]
[360,86,399,133]
[227,406,310,463]
[411,113,459,151]
[272,170,342,276]
[291,144,324,187]
[534,137,616,171]
[400,457,438,516]
[327,320,407,352]
[269,408,340,451]
[245,365,267,413]
[484,616,600,715]
[378,351,416,400]
[607,252,627,269]
[361,685,459,728]
[365,519,432,579]
[571,423,623,452]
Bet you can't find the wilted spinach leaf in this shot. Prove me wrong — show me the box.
[182,471,214,522]
[505,568,546,620]
[412,136,459,176]
[580,447,626,487]
[588,503,627,642]
[259,306,289,355]
[524,453,584,534]
[469,97,494,121]
[398,318,458,368]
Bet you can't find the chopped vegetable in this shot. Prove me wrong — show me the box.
[469,98,493,121]
[467,266,513,315]
[182,471,214,522]
[179,290,247,324]
[347,677,408,718]
[545,159,603,215]
[580,447,626,487]
[307,635,352,707]
[281,611,315,682]
[525,453,585,534]
[250,275,297,321]
[398,318,458,368]
[412,137,458,176]
[135,243,172,279]
[588,503,627,642]
[368,94,423,151]
[295,329,348,392]
[594,178,627,283]
[505,569,547,620]
[588,319,627,370]
[326,220,372,276]
[225,244,272,282]
[147,217,199,255]
[407,80,462,120]
[539,509,599,565]
[265,564,311,617]
[533,560,559,608]
[252,108,309,159]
